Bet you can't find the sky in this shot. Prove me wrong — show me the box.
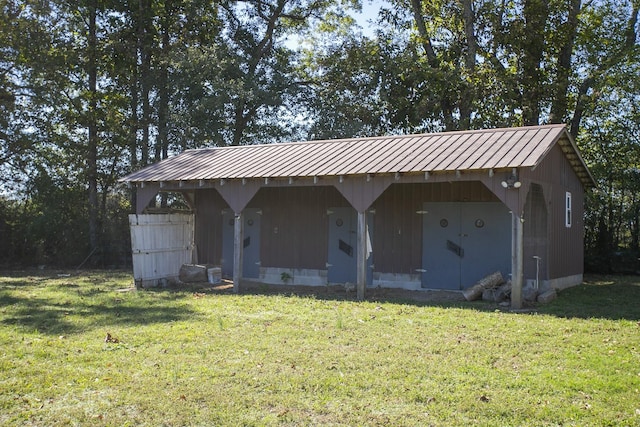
[352,0,389,37]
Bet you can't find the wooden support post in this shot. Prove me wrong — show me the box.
[511,212,524,309]
[233,212,243,293]
[356,210,367,301]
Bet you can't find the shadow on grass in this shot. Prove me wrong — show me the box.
[0,289,197,336]
[226,276,640,321]
[535,275,640,321]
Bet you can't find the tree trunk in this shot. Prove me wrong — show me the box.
[409,0,455,130]
[521,0,549,126]
[459,0,477,130]
[157,2,171,208]
[139,0,152,167]
[87,0,99,258]
[549,0,581,124]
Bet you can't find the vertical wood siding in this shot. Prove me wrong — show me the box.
[194,190,227,266]
[523,183,548,281]
[524,141,585,280]
[250,186,348,269]
[372,182,499,274]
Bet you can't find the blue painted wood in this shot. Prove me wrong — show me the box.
[328,207,357,284]
[422,202,511,290]
[222,208,261,279]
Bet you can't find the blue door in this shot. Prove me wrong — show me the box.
[422,202,511,289]
[327,207,357,284]
[222,208,261,279]
[327,207,374,286]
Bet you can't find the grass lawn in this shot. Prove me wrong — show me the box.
[1,271,639,426]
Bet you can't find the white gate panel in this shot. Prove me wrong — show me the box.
[129,213,194,287]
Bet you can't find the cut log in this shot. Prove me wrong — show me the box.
[463,271,504,301]
[496,282,511,301]
[179,264,208,283]
[482,288,497,302]
[537,289,557,304]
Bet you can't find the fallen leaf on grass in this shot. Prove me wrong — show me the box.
[104,333,119,343]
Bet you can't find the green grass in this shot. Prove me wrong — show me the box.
[1,271,639,426]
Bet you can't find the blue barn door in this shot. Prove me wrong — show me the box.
[327,207,374,286]
[422,202,511,290]
[327,207,357,284]
[221,208,261,279]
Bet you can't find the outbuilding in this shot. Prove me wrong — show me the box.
[120,124,595,308]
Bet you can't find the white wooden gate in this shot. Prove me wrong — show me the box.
[129,213,194,288]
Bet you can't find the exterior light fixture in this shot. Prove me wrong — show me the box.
[501,169,521,189]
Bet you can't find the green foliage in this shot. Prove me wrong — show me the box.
[0,271,639,425]
[0,0,638,266]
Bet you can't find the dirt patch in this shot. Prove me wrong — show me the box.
[197,279,467,304]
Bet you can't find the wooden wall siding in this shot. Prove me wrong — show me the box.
[372,182,500,273]
[194,190,228,265]
[525,141,585,280]
[249,186,348,269]
[523,183,549,281]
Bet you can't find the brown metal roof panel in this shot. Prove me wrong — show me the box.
[469,130,516,170]
[435,133,477,170]
[349,136,413,174]
[346,137,399,174]
[507,127,557,167]
[193,146,249,179]
[403,134,450,172]
[394,136,432,172]
[517,126,569,168]
[282,142,334,176]
[260,143,309,177]
[223,144,290,177]
[397,134,443,172]
[369,136,425,173]
[327,139,371,175]
[482,130,525,169]
[316,140,368,175]
[492,129,538,167]
[129,149,210,181]
[329,137,391,174]
[452,132,496,170]
[185,154,221,179]
[299,142,348,176]
[281,141,329,176]
[421,133,469,171]
[288,141,346,176]
[497,126,559,168]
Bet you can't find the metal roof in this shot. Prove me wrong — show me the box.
[120,124,595,187]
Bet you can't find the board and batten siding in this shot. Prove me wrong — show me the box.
[194,190,227,266]
[129,213,194,287]
[249,186,348,270]
[526,141,585,285]
[372,181,500,274]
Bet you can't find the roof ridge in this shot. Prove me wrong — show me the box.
[186,124,568,151]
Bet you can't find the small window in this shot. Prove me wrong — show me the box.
[565,192,572,228]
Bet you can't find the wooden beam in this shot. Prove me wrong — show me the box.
[511,212,524,309]
[356,210,367,300]
[233,212,243,293]
[135,183,160,214]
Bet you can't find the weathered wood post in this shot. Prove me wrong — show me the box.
[233,212,243,293]
[511,212,524,309]
[356,210,367,301]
